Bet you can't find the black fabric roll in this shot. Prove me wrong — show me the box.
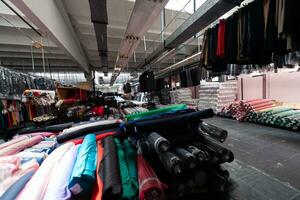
[174,148,197,170]
[101,136,122,200]
[185,145,210,163]
[146,132,170,153]
[125,109,214,135]
[193,143,219,165]
[159,151,183,176]
[198,121,228,143]
[202,138,234,164]
[16,122,74,135]
[137,139,153,156]
[56,120,120,143]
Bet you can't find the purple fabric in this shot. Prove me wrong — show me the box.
[43,145,79,200]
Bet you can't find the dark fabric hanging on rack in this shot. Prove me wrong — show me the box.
[179,71,188,88]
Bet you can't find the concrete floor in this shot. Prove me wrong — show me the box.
[203,117,300,200]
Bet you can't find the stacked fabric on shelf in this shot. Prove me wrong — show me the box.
[219,99,300,131]
[198,81,237,113]
[170,88,198,106]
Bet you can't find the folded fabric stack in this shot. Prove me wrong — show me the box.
[219,99,300,131]
[198,81,237,112]
[170,88,195,105]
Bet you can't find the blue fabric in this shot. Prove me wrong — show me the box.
[68,134,97,197]
[0,170,35,200]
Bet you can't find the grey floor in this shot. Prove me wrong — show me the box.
[203,117,300,200]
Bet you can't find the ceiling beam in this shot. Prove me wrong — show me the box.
[10,0,90,72]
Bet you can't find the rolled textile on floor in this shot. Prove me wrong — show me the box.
[43,145,79,200]
[146,132,170,154]
[193,143,219,165]
[125,109,214,135]
[57,120,120,143]
[185,145,209,163]
[173,148,197,171]
[253,104,275,111]
[70,131,117,145]
[16,143,74,200]
[0,169,35,200]
[0,136,43,157]
[92,142,104,200]
[137,154,165,200]
[125,104,187,121]
[101,136,122,200]
[114,139,138,199]
[198,121,228,143]
[68,134,97,198]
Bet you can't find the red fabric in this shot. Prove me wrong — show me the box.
[70,132,116,145]
[216,19,226,58]
[137,154,165,200]
[254,105,275,111]
[91,142,104,200]
[252,102,274,109]
[92,106,104,117]
[63,98,77,104]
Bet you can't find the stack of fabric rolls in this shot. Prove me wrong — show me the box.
[0,104,234,199]
[218,99,300,131]
[123,107,148,115]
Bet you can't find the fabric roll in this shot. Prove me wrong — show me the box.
[114,139,138,199]
[185,145,209,163]
[16,122,74,135]
[146,132,170,154]
[43,145,79,200]
[13,132,54,139]
[101,136,122,200]
[126,109,214,135]
[0,136,28,151]
[198,121,228,143]
[159,151,183,176]
[16,143,74,200]
[0,136,43,157]
[125,104,187,121]
[174,148,197,171]
[71,131,117,145]
[0,169,35,200]
[92,142,104,200]
[137,154,164,200]
[68,134,97,198]
[57,120,120,143]
[0,156,20,182]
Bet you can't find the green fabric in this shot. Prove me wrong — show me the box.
[125,104,187,121]
[274,110,300,118]
[114,138,138,200]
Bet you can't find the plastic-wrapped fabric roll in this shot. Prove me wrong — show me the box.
[16,122,74,135]
[173,148,197,170]
[43,145,79,200]
[185,145,209,163]
[57,120,120,143]
[101,136,122,200]
[125,104,187,121]
[17,143,74,200]
[198,121,228,143]
[92,142,104,200]
[202,139,234,163]
[68,134,97,198]
[137,154,164,200]
[146,132,170,153]
[137,139,152,155]
[125,109,214,135]
[159,151,183,176]
[193,143,219,165]
[114,139,138,199]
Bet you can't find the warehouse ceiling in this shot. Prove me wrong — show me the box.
[0,0,220,84]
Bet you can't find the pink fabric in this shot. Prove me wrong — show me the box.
[0,136,28,151]
[0,156,21,182]
[13,132,56,139]
[0,136,43,157]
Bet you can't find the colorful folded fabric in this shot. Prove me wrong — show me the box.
[92,142,104,200]
[68,134,97,198]
[43,145,79,200]
[0,136,43,157]
[16,143,74,200]
[0,156,20,182]
[114,139,138,199]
